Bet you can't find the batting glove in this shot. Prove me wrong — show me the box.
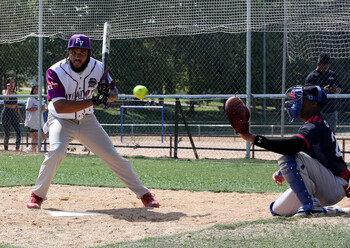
[91,93,109,105]
[98,81,110,95]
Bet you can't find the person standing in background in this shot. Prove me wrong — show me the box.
[1,77,24,151]
[25,85,47,152]
[305,53,341,132]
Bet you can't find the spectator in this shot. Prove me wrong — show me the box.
[1,77,24,151]
[305,53,341,132]
[25,85,47,152]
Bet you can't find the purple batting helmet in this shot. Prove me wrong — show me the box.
[67,34,91,50]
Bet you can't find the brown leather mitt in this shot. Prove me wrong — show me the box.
[225,96,250,134]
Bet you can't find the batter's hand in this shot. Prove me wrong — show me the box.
[98,81,110,96]
[272,170,285,186]
[91,93,109,105]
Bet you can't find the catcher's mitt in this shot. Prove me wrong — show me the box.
[225,96,250,133]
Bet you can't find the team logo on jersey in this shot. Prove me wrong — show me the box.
[47,81,59,90]
[88,78,97,88]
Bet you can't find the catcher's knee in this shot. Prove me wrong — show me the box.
[269,201,280,216]
[277,155,296,166]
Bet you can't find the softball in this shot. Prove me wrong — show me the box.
[133,85,148,99]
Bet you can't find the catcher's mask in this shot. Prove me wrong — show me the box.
[285,84,327,123]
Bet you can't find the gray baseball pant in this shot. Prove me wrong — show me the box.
[32,113,150,199]
[271,152,347,216]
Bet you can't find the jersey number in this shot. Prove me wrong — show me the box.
[331,132,342,157]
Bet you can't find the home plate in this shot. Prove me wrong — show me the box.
[48,210,103,217]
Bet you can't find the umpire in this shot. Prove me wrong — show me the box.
[305,53,341,132]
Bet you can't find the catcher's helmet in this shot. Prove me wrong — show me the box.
[67,34,91,50]
[285,84,327,123]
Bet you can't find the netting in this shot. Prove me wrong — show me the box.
[288,31,350,60]
[2,1,350,60]
[1,1,350,42]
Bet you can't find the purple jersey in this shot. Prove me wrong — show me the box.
[296,113,349,180]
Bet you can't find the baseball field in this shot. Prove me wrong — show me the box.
[1,153,350,248]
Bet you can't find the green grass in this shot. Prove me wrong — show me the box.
[1,154,349,248]
[0,154,286,193]
[104,218,350,248]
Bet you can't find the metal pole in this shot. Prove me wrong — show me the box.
[262,0,267,124]
[174,99,179,159]
[178,103,199,159]
[120,107,123,143]
[37,0,43,151]
[281,0,288,137]
[245,0,252,158]
[161,107,164,143]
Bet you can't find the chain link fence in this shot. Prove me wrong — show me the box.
[2,94,350,162]
[1,1,350,161]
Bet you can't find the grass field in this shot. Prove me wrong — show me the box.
[1,154,350,247]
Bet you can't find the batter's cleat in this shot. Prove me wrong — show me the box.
[27,193,43,209]
[141,192,160,207]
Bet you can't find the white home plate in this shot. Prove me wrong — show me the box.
[48,210,103,217]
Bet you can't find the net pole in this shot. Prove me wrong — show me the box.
[245,0,252,159]
[174,99,179,159]
[161,107,164,143]
[120,107,124,143]
[262,0,267,124]
[37,0,43,152]
[281,0,287,137]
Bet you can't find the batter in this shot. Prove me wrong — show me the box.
[27,34,159,209]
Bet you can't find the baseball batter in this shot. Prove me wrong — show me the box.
[239,84,350,216]
[27,34,159,209]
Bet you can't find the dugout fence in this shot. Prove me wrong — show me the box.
[2,94,350,162]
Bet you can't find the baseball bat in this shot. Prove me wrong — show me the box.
[102,22,111,83]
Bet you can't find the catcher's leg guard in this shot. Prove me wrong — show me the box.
[278,155,313,213]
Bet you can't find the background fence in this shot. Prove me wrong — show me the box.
[1,1,350,160]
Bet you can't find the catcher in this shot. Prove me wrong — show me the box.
[226,84,350,216]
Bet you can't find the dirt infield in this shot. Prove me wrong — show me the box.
[1,186,350,248]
